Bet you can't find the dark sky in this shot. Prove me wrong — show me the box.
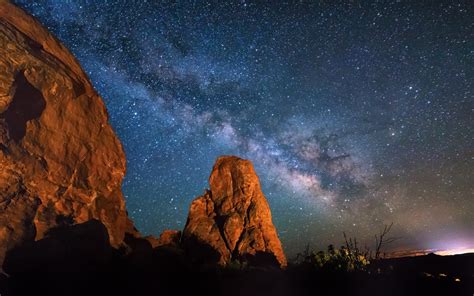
[15,1,473,256]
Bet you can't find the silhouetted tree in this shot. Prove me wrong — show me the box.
[374,222,400,259]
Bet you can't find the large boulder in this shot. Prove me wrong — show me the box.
[0,1,135,266]
[3,220,117,273]
[183,156,287,267]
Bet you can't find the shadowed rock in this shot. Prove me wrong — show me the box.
[2,72,46,142]
[183,156,287,267]
[3,220,117,273]
[145,229,181,248]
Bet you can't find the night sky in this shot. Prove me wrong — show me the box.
[15,1,473,256]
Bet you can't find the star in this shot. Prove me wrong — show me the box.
[15,0,474,255]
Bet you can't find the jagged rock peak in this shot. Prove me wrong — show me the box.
[0,1,134,265]
[183,155,287,267]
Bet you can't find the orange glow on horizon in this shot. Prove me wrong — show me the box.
[435,248,474,256]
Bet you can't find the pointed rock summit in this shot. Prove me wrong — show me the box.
[183,156,287,267]
[0,1,134,265]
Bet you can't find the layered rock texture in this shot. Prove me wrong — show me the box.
[183,156,287,267]
[0,1,134,265]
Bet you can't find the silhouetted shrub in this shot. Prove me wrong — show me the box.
[297,244,369,272]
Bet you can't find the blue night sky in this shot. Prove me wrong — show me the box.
[15,1,473,255]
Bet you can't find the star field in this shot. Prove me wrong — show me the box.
[15,1,473,256]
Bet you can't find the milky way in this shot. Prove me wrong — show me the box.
[15,1,473,255]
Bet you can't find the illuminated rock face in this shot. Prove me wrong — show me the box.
[183,156,287,267]
[0,2,134,265]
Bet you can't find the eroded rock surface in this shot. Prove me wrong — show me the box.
[0,1,134,265]
[145,230,181,249]
[183,156,287,267]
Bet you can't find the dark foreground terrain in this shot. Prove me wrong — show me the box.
[0,221,472,296]
[1,255,472,296]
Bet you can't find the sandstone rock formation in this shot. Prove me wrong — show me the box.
[0,1,134,265]
[145,230,181,248]
[183,156,287,267]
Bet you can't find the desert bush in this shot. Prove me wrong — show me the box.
[296,243,369,272]
[295,223,399,272]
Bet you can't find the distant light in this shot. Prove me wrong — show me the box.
[435,248,474,256]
